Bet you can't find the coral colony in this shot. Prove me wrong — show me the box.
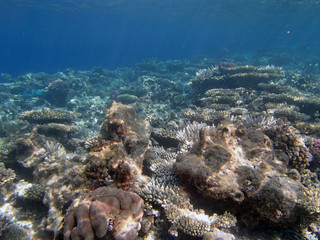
[1,59,320,240]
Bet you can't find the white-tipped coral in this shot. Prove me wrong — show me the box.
[176,122,213,153]
[138,176,236,238]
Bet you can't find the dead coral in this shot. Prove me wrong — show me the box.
[63,186,144,240]
[100,101,151,157]
[174,124,310,225]
[85,101,151,191]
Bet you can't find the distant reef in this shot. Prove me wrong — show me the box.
[1,56,320,240]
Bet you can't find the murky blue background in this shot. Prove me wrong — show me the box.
[0,0,319,75]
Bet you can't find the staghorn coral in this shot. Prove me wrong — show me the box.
[63,186,144,240]
[12,137,89,233]
[23,183,45,202]
[176,121,213,153]
[18,108,75,124]
[138,177,236,238]
[165,204,236,238]
[243,115,278,129]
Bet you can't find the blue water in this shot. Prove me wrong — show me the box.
[0,0,319,76]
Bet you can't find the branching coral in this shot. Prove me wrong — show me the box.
[138,177,236,238]
[176,122,213,153]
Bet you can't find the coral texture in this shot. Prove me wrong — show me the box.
[18,108,75,124]
[86,101,151,191]
[63,186,144,240]
[45,79,70,107]
[173,123,309,224]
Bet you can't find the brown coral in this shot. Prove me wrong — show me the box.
[173,124,309,224]
[63,186,144,240]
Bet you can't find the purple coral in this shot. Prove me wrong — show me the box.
[45,79,69,107]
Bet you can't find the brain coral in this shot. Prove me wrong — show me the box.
[173,124,309,224]
[63,186,144,240]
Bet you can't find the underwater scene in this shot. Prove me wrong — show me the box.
[1,0,320,240]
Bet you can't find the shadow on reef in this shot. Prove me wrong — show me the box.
[1,59,320,240]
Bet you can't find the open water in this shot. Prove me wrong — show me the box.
[0,0,319,75]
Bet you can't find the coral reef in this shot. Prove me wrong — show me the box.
[263,124,313,170]
[0,162,16,200]
[173,123,311,225]
[18,108,75,124]
[191,65,284,100]
[0,223,32,240]
[63,186,144,240]
[2,59,320,239]
[45,79,70,107]
[85,101,151,191]
[116,93,139,104]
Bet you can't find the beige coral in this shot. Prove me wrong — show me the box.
[174,123,309,224]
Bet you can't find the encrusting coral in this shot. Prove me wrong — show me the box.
[85,101,151,191]
[63,186,144,240]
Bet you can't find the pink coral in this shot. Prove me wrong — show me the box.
[63,186,144,240]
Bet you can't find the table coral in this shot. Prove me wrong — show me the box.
[18,108,75,124]
[63,186,144,240]
[191,65,284,100]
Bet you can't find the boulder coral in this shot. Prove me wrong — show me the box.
[173,123,310,224]
[63,186,144,240]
